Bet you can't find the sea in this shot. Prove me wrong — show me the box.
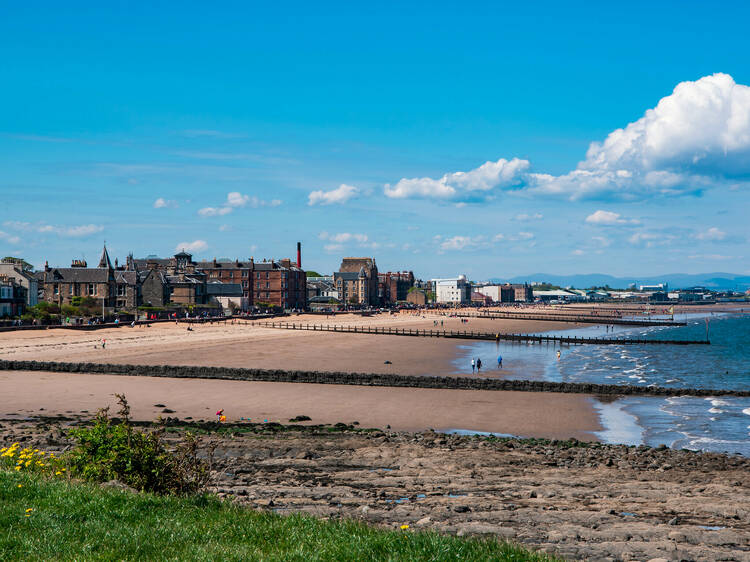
[453,311,750,456]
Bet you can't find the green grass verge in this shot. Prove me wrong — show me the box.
[0,471,555,561]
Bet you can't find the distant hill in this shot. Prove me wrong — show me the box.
[486,273,750,291]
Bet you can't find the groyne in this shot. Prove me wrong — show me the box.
[451,311,685,326]
[253,321,709,346]
[1,360,746,397]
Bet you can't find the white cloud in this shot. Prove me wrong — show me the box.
[695,227,726,241]
[514,213,543,221]
[530,73,750,199]
[585,210,639,225]
[591,236,611,247]
[198,192,282,216]
[153,197,178,209]
[440,235,485,251]
[308,184,360,206]
[494,232,535,242]
[198,206,233,217]
[4,221,103,238]
[175,240,208,253]
[319,231,377,249]
[0,230,21,244]
[380,73,750,202]
[385,158,530,200]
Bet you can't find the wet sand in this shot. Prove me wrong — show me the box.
[0,370,601,441]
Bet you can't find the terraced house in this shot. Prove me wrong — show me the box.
[37,246,118,309]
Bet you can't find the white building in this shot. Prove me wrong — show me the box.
[475,284,502,302]
[0,260,38,307]
[434,276,472,304]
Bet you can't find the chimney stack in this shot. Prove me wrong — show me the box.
[297,242,302,268]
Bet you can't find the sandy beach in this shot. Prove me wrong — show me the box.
[0,312,580,377]
[0,370,600,440]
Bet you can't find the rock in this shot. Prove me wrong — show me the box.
[100,480,137,493]
[667,531,686,542]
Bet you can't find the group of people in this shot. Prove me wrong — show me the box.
[471,355,504,373]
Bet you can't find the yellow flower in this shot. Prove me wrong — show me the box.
[400,524,410,530]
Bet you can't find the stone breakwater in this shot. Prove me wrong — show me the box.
[2,359,749,398]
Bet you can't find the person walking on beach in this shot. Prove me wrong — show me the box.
[476,358,482,372]
[471,358,475,373]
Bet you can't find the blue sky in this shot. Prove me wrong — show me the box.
[2,1,749,279]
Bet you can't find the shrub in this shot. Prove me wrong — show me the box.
[66,395,213,495]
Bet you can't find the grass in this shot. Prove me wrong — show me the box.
[0,471,555,561]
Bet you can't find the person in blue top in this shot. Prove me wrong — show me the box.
[497,355,503,368]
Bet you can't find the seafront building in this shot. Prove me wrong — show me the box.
[37,246,120,310]
[0,258,38,307]
[433,276,472,304]
[378,271,415,305]
[34,243,307,315]
[0,274,28,317]
[334,257,379,306]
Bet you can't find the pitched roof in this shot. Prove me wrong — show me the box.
[115,271,138,285]
[45,268,112,283]
[195,261,253,269]
[334,271,360,281]
[206,282,243,296]
[98,245,113,269]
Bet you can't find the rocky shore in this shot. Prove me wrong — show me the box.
[3,416,748,561]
